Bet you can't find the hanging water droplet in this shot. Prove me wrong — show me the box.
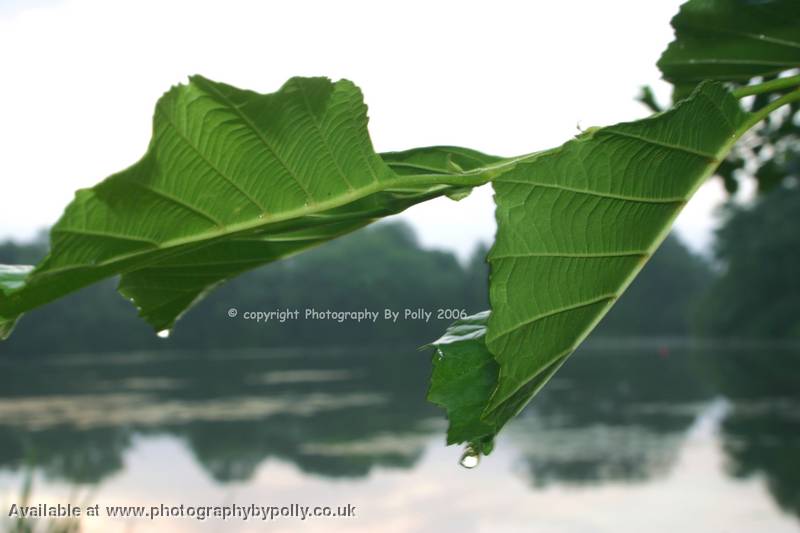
[459,445,480,469]
[156,329,171,339]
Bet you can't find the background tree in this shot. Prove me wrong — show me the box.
[699,184,800,338]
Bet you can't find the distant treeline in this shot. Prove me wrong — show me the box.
[698,184,800,338]
[3,182,798,356]
[0,220,711,356]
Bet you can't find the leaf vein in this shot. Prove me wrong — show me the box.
[53,228,161,247]
[498,180,688,204]
[490,294,617,341]
[120,178,225,228]
[200,82,317,204]
[157,105,269,214]
[491,251,649,260]
[602,129,719,160]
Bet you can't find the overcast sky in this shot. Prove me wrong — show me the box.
[0,0,730,260]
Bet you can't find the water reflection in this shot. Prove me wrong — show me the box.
[0,345,798,525]
[708,349,800,518]
[509,346,712,486]
[0,348,438,483]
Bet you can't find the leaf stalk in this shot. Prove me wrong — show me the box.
[733,74,800,98]
[739,88,800,134]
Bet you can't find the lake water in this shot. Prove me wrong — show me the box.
[0,344,798,532]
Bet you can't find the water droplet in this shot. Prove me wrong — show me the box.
[157,329,171,339]
[459,446,480,469]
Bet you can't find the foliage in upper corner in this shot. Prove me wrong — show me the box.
[658,0,800,100]
[658,0,800,193]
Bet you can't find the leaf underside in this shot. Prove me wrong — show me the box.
[0,76,497,337]
[427,83,750,448]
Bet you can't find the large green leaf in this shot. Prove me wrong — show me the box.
[0,76,495,337]
[427,84,759,452]
[658,0,800,97]
[479,82,750,434]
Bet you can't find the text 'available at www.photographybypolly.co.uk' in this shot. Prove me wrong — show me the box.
[7,502,357,522]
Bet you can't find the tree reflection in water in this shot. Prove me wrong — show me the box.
[0,345,797,521]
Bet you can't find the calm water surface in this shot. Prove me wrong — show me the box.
[0,345,798,532]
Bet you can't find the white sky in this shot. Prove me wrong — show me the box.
[0,0,727,260]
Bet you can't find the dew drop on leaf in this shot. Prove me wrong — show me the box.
[459,445,480,469]
[156,329,171,339]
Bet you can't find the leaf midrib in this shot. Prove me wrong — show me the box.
[22,170,491,283]
[675,22,800,50]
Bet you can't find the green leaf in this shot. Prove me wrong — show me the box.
[428,310,568,452]
[658,0,800,98]
[381,146,503,176]
[483,82,750,426]
[0,266,32,337]
[0,76,492,337]
[427,311,498,447]
[382,146,502,201]
[0,266,32,295]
